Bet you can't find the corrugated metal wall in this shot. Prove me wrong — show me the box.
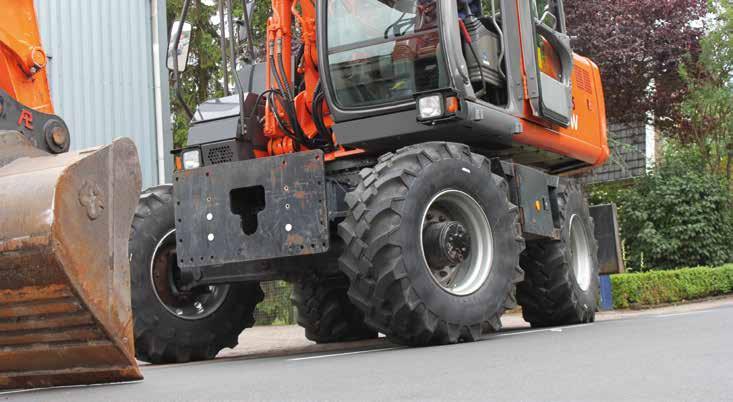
[34,0,164,187]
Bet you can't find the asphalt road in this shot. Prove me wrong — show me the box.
[3,304,732,402]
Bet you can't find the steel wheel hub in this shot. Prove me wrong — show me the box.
[419,190,493,296]
[150,230,230,320]
[569,215,592,291]
[423,221,472,267]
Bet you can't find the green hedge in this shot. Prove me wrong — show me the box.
[254,281,294,326]
[611,264,733,308]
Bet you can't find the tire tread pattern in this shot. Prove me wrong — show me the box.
[338,142,525,346]
[291,274,378,343]
[130,185,264,364]
[517,181,599,327]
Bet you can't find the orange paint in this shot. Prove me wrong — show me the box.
[446,96,459,114]
[515,55,609,167]
[264,0,337,158]
[324,147,365,162]
[264,0,294,140]
[261,0,607,169]
[0,0,54,114]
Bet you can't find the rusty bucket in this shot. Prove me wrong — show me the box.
[0,131,142,389]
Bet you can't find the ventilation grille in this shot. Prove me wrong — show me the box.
[574,67,593,94]
[207,146,234,165]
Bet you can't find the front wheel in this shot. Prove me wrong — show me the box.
[129,185,264,364]
[338,143,525,346]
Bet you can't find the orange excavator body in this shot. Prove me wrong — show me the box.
[0,0,142,390]
[0,1,53,114]
[516,55,609,168]
[259,0,607,170]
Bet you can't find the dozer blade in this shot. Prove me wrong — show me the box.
[0,132,142,390]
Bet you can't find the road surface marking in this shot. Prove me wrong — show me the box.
[655,309,717,318]
[288,347,402,361]
[494,328,548,337]
[494,323,593,338]
[0,380,142,396]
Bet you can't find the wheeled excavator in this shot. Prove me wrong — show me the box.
[1,0,615,390]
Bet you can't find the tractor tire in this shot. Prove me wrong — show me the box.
[517,181,599,327]
[291,274,378,343]
[338,142,525,346]
[129,185,264,364]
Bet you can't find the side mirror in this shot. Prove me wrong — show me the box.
[237,20,248,42]
[540,7,558,30]
[167,21,192,73]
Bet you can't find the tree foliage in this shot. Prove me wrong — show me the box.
[675,0,733,185]
[166,0,271,147]
[591,145,733,271]
[564,0,707,125]
[254,281,294,325]
[167,0,225,147]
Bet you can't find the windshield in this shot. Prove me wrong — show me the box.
[326,0,448,109]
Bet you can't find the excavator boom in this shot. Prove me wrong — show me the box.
[0,1,142,389]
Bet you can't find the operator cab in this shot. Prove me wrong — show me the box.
[318,0,577,156]
[319,0,519,111]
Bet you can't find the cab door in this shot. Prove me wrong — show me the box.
[519,0,574,126]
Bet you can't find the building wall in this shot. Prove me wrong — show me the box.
[34,0,171,188]
[582,121,657,184]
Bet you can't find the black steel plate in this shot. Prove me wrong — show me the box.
[173,150,329,269]
[590,204,625,275]
[515,164,557,239]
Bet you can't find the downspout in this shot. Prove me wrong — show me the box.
[645,111,656,172]
[151,0,167,184]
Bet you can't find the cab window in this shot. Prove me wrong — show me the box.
[326,0,449,109]
[532,0,564,80]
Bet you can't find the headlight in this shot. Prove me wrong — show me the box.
[417,94,443,120]
[182,149,201,170]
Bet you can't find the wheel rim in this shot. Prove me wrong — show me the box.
[419,190,493,296]
[569,215,592,291]
[150,229,230,320]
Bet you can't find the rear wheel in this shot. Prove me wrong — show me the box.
[291,274,378,343]
[129,185,264,364]
[517,181,599,327]
[338,143,525,345]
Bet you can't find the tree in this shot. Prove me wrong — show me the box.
[167,0,224,147]
[675,0,733,186]
[619,145,733,270]
[564,0,708,126]
[166,0,271,147]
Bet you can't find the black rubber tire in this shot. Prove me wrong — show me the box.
[291,274,378,343]
[129,185,264,364]
[517,181,599,327]
[338,142,525,346]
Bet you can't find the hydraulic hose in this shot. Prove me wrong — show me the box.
[311,80,334,150]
